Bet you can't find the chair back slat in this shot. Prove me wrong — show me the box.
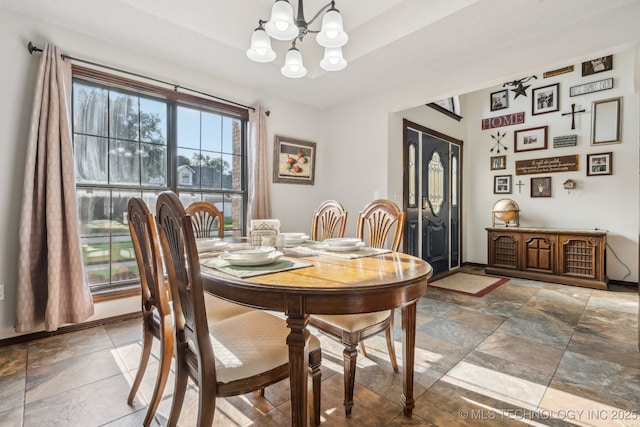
[186,201,224,238]
[311,200,348,241]
[127,198,170,316]
[156,192,215,366]
[356,199,405,251]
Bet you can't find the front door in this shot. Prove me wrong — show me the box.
[404,120,461,276]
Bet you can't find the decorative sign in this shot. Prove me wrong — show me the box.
[569,78,613,97]
[553,135,577,148]
[543,65,574,78]
[515,155,579,175]
[481,112,525,130]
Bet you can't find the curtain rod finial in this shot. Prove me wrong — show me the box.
[27,42,43,54]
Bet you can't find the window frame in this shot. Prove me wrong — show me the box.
[72,66,249,294]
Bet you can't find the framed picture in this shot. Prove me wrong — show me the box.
[490,155,506,170]
[532,83,559,115]
[586,152,612,176]
[514,126,548,152]
[531,176,551,197]
[591,97,622,145]
[490,89,508,111]
[272,135,316,185]
[494,175,512,194]
[582,55,613,76]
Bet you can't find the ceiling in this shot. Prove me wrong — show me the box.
[2,0,640,109]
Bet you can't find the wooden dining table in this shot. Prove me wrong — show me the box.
[200,245,432,427]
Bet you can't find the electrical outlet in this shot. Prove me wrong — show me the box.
[0,284,4,301]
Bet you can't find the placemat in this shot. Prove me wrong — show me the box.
[291,244,391,259]
[201,256,313,278]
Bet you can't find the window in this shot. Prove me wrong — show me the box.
[72,67,248,293]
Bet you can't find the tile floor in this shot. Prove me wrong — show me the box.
[1,266,639,426]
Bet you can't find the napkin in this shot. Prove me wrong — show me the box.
[249,219,281,246]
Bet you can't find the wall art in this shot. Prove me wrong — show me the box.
[586,152,612,176]
[514,126,548,152]
[273,135,316,185]
[581,55,612,76]
[591,97,622,145]
[494,175,512,194]
[515,155,579,175]
[532,83,559,115]
[531,176,551,197]
[569,77,613,97]
[543,65,574,78]
[481,112,525,130]
[490,89,508,111]
[491,155,506,170]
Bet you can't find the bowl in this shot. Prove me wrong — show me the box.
[323,237,363,247]
[195,238,227,252]
[223,246,275,261]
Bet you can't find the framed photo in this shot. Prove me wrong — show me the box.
[532,83,559,115]
[531,176,551,197]
[490,155,506,170]
[514,126,548,152]
[272,135,316,185]
[586,152,612,176]
[490,89,508,111]
[493,175,512,194]
[582,55,613,76]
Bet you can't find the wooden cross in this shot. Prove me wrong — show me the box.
[562,103,586,130]
[516,180,525,194]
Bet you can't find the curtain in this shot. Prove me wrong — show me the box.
[247,105,271,220]
[15,44,94,333]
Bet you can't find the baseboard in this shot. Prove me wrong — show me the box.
[0,312,141,348]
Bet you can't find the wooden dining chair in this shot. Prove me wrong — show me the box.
[311,199,348,241]
[186,201,224,238]
[155,191,323,427]
[309,198,405,418]
[126,197,174,427]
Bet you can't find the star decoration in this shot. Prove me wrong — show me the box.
[503,75,537,98]
[511,83,530,98]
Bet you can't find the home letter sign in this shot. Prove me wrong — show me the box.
[481,112,525,130]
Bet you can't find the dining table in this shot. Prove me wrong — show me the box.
[199,241,433,427]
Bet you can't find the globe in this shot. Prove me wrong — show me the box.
[492,198,520,226]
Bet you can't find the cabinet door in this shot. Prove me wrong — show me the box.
[523,233,556,274]
[488,232,520,270]
[558,235,604,280]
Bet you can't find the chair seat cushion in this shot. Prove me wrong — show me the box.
[204,293,254,323]
[211,311,320,384]
[311,311,390,332]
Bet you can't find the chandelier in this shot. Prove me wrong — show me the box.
[246,0,348,78]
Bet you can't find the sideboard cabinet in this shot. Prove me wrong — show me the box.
[485,227,608,290]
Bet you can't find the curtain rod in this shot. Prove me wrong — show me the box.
[27,42,262,113]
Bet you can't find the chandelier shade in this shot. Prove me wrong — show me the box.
[281,47,307,78]
[320,47,346,71]
[246,25,277,62]
[248,0,348,78]
[265,0,298,41]
[316,6,348,48]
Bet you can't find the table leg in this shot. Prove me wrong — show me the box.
[401,302,417,416]
[286,312,310,427]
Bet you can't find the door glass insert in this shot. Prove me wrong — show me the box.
[428,152,444,214]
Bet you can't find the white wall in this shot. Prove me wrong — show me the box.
[0,9,326,339]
